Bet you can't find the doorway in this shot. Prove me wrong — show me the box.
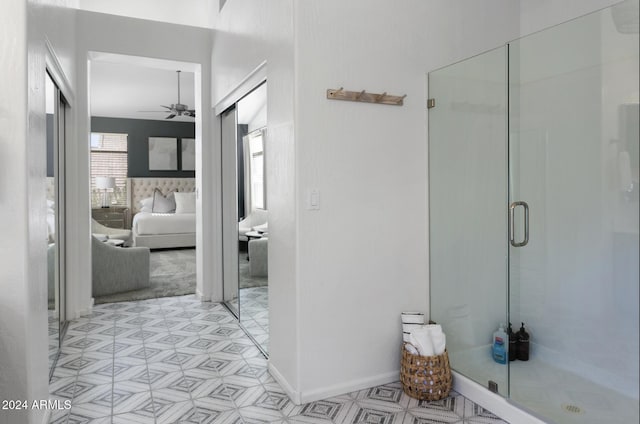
[88,53,201,303]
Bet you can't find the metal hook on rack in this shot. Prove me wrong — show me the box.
[376,92,387,103]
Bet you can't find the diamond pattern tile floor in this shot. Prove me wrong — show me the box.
[50,295,508,423]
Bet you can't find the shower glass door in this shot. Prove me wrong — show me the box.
[429,45,509,396]
[430,3,639,422]
[508,4,639,423]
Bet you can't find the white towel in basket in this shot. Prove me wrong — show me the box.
[409,324,446,356]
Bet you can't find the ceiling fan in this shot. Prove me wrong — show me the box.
[140,70,195,119]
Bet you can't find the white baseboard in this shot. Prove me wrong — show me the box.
[452,371,547,424]
[195,288,211,302]
[268,363,400,406]
[299,370,399,404]
[268,362,301,404]
[267,361,542,422]
[72,298,94,319]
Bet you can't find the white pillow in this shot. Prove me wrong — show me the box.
[139,197,153,209]
[139,206,152,213]
[174,192,196,214]
[152,189,176,213]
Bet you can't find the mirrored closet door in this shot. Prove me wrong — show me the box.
[221,105,240,316]
[221,81,269,354]
[46,71,67,380]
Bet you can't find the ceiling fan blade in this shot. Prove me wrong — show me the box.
[165,114,176,119]
[137,110,166,113]
[183,110,196,118]
[160,105,172,110]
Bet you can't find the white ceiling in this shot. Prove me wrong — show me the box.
[90,58,196,122]
[90,54,267,126]
[76,0,214,28]
[238,82,267,129]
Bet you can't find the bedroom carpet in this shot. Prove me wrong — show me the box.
[94,248,196,304]
[94,248,268,304]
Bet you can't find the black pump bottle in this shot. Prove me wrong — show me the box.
[517,322,530,361]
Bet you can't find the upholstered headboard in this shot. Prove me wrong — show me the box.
[129,178,196,214]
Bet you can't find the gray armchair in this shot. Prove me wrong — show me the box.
[91,219,132,246]
[92,236,150,297]
[248,237,268,277]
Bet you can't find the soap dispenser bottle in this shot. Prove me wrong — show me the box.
[517,322,530,361]
[507,322,518,362]
[492,324,507,364]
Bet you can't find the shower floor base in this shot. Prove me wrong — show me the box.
[450,347,638,424]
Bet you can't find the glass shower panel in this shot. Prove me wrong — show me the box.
[508,3,639,423]
[429,46,509,396]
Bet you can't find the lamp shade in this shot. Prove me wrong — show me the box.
[95,176,115,190]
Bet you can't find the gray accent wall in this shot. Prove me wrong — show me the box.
[91,116,196,177]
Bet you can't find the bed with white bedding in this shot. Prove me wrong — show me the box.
[130,178,196,249]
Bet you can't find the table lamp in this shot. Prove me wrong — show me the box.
[95,176,115,208]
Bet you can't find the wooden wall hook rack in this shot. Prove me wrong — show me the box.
[326,87,405,106]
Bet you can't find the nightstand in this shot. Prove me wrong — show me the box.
[92,207,130,229]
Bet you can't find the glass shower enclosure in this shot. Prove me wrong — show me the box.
[429,3,639,423]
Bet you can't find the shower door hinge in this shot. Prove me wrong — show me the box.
[488,380,499,393]
[427,98,436,109]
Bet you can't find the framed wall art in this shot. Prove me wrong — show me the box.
[148,137,177,170]
[181,138,195,171]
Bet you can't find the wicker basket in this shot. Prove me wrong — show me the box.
[400,343,452,401]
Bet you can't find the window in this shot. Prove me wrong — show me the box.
[248,130,265,210]
[90,133,128,207]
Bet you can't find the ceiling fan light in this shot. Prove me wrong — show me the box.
[148,70,195,120]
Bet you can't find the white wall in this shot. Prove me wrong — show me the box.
[211,0,298,398]
[0,0,77,423]
[0,2,31,422]
[519,0,622,36]
[76,0,213,29]
[72,11,215,316]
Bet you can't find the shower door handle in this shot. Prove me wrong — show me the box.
[509,201,529,247]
